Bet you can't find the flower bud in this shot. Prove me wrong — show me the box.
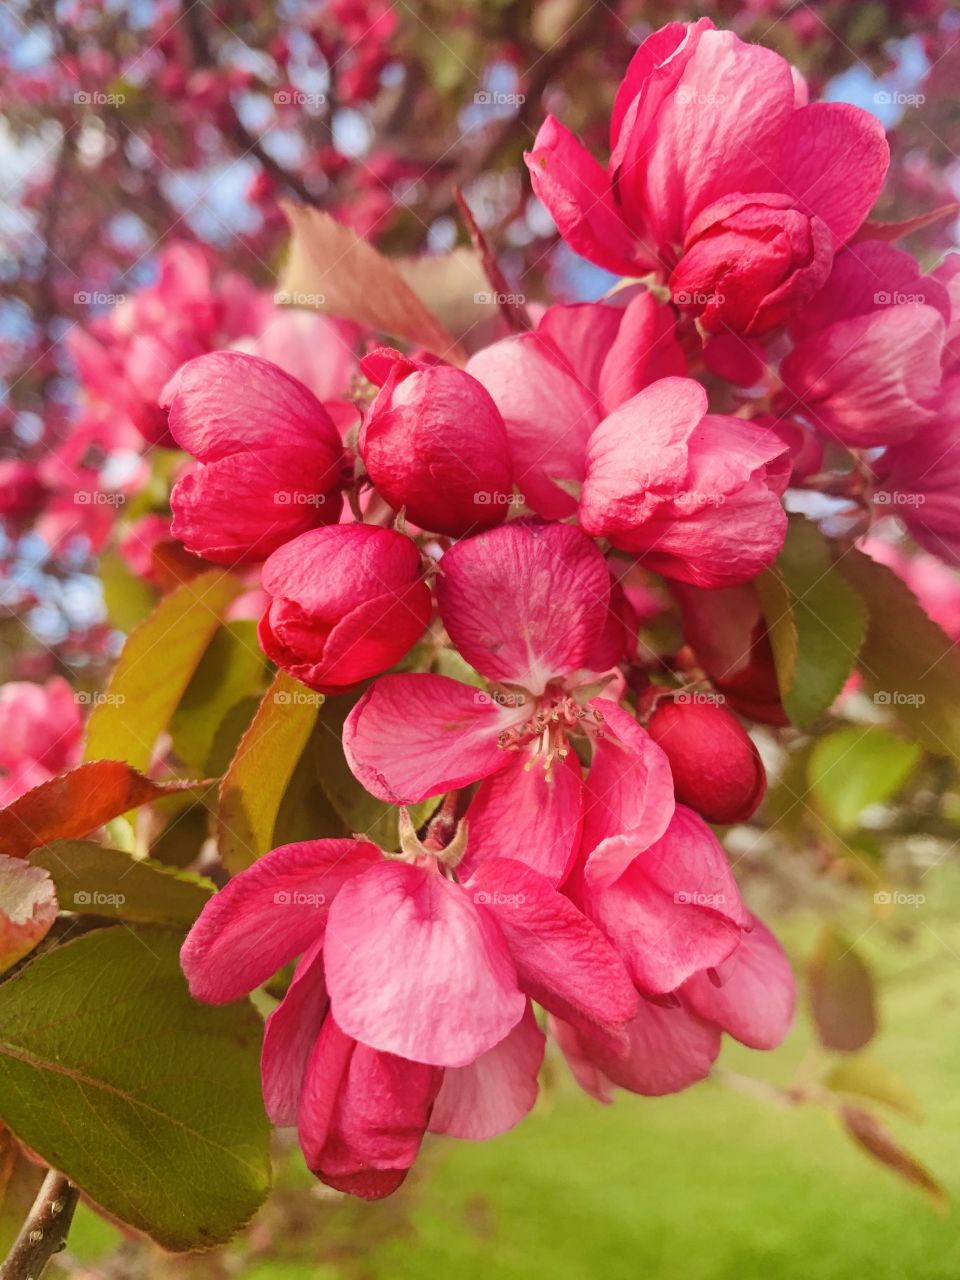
[646,697,766,824]
[258,525,432,693]
[359,351,514,537]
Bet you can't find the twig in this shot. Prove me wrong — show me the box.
[454,188,532,332]
[0,1169,80,1280]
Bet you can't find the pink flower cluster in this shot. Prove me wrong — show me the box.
[164,18,955,1199]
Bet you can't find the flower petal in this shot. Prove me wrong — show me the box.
[343,673,515,803]
[261,937,328,1126]
[462,750,583,887]
[436,522,613,692]
[429,1002,545,1140]
[325,861,525,1068]
[466,858,638,1027]
[180,839,381,1003]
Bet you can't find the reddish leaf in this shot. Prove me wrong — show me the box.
[0,858,57,974]
[280,204,467,364]
[808,928,877,1053]
[851,202,960,243]
[841,1106,946,1205]
[0,762,206,859]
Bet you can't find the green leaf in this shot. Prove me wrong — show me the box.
[808,927,878,1053]
[826,1057,922,1119]
[756,518,867,728]
[85,570,244,771]
[218,672,322,873]
[835,548,960,756]
[0,927,270,1250]
[170,621,270,774]
[28,840,213,925]
[98,549,155,633]
[808,727,921,833]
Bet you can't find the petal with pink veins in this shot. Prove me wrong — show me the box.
[466,857,638,1027]
[261,937,329,1126]
[461,750,583,887]
[343,673,517,804]
[325,860,525,1068]
[430,1002,545,1140]
[437,522,613,692]
[682,913,796,1049]
[0,856,58,975]
[180,839,381,1004]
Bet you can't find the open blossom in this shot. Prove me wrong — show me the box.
[258,525,433,692]
[164,351,348,564]
[781,242,948,446]
[359,350,514,536]
[525,18,888,335]
[465,294,684,518]
[579,378,789,587]
[180,835,638,1197]
[345,522,674,885]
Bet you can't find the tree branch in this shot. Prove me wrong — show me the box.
[0,1169,79,1280]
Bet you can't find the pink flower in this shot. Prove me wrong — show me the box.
[164,351,348,564]
[180,835,638,1196]
[781,242,948,446]
[344,522,675,885]
[465,294,684,519]
[0,677,83,803]
[358,351,514,537]
[525,19,888,334]
[861,537,960,640]
[875,377,960,566]
[552,912,794,1098]
[645,695,766,824]
[258,525,433,693]
[579,378,789,587]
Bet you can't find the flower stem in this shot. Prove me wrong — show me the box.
[0,1169,79,1280]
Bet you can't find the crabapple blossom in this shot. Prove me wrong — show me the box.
[258,525,433,693]
[164,351,348,564]
[579,378,790,587]
[526,18,888,335]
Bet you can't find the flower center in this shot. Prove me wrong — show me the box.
[497,688,603,777]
